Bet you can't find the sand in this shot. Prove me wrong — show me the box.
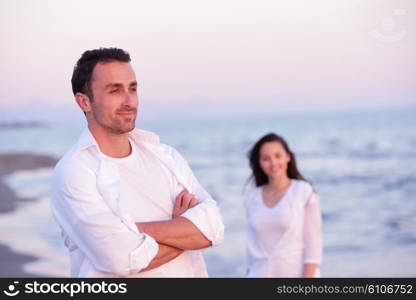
[0,153,57,277]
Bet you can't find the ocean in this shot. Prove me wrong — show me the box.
[0,107,415,277]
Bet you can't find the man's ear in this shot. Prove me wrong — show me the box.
[75,93,92,113]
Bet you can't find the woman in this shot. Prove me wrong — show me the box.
[244,133,322,277]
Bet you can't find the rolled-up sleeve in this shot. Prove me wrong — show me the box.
[51,160,159,276]
[303,192,323,264]
[169,148,224,247]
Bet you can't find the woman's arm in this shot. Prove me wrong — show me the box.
[303,263,318,278]
[302,192,323,277]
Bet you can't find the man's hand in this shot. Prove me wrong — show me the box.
[173,189,199,218]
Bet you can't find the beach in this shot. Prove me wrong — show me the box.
[0,109,415,277]
[0,153,57,277]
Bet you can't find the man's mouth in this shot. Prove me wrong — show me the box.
[117,110,136,117]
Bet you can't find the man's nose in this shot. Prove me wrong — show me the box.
[122,90,137,106]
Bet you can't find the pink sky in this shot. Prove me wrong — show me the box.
[0,0,415,121]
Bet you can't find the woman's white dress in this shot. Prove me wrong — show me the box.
[245,179,322,277]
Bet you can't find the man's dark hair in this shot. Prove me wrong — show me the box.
[71,47,131,99]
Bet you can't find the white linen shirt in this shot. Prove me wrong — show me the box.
[245,179,322,277]
[51,127,224,277]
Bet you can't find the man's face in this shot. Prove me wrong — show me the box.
[88,61,138,134]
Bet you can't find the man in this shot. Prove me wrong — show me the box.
[51,48,224,277]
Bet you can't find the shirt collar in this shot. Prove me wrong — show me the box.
[74,127,161,155]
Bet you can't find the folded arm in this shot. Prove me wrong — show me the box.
[140,243,184,272]
[137,216,211,250]
[137,190,211,250]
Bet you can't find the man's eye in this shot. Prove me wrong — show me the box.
[110,90,119,93]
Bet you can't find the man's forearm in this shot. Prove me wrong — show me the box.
[139,243,184,273]
[136,217,211,250]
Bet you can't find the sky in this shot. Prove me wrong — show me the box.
[0,0,415,122]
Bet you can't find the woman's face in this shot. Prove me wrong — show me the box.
[259,141,291,179]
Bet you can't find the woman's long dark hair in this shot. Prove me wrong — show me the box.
[247,133,306,187]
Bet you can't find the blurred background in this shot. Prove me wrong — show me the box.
[0,0,415,277]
